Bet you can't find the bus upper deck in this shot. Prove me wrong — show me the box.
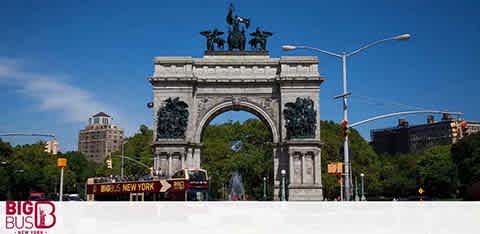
[86,168,208,201]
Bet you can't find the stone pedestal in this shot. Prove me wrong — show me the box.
[153,140,200,177]
[285,139,323,201]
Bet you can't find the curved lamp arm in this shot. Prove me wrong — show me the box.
[348,33,410,57]
[282,45,342,58]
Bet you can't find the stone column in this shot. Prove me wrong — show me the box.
[289,149,294,184]
[186,147,193,168]
[314,150,321,184]
[301,153,306,184]
[168,154,172,177]
[181,153,185,169]
[194,148,201,168]
[153,154,158,172]
[273,146,281,200]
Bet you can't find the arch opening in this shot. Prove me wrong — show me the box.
[194,101,279,144]
[198,103,276,201]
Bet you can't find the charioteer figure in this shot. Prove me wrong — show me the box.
[226,4,250,51]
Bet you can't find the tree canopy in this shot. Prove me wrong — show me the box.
[0,138,99,200]
[451,132,480,199]
[202,119,273,200]
[1,125,478,201]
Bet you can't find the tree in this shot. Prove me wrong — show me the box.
[417,145,456,198]
[0,140,98,200]
[451,132,480,199]
[320,121,382,200]
[379,145,457,200]
[202,119,273,200]
[0,138,14,200]
[97,125,154,177]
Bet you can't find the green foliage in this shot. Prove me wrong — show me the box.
[0,139,14,199]
[96,125,154,177]
[0,138,100,200]
[202,119,273,200]
[379,145,456,199]
[451,132,480,199]
[417,145,456,198]
[320,121,382,200]
[321,121,459,200]
[1,124,477,201]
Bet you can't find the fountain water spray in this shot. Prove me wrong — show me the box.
[229,171,245,200]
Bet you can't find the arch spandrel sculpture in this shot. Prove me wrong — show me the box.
[149,55,324,200]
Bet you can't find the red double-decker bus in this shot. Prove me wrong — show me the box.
[85,168,208,201]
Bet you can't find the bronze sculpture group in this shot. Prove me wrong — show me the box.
[200,4,273,52]
[156,97,189,139]
[283,97,317,139]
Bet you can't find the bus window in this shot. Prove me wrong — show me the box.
[172,170,185,179]
[188,170,207,181]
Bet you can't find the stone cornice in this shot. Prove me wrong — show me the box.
[151,55,324,84]
[154,56,193,64]
[282,139,323,147]
[279,56,319,64]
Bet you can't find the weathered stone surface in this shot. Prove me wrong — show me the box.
[149,54,324,200]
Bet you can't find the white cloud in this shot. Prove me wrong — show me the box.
[0,57,135,135]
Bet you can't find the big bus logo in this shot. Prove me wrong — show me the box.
[5,201,56,231]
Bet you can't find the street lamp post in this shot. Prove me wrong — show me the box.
[282,33,410,201]
[355,176,360,201]
[263,176,267,201]
[281,169,286,201]
[121,141,127,178]
[360,173,366,201]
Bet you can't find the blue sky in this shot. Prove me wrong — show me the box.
[0,0,479,150]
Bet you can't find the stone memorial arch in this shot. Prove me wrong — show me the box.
[149,54,324,200]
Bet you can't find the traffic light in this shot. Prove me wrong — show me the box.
[340,119,349,137]
[106,158,113,169]
[451,122,459,138]
[460,120,468,135]
[44,140,59,155]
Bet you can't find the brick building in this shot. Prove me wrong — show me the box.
[78,112,124,162]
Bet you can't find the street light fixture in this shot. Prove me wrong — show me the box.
[281,169,287,201]
[282,33,410,201]
[360,173,366,201]
[355,176,359,201]
[281,45,296,51]
[121,141,127,178]
[394,34,411,40]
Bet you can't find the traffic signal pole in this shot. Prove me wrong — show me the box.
[341,54,351,200]
[283,33,411,201]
